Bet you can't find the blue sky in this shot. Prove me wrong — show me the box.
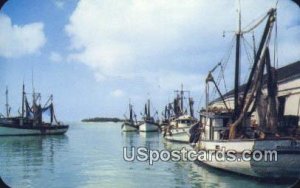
[0,0,299,121]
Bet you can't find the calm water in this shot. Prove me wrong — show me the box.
[0,122,297,188]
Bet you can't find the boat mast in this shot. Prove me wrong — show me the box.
[50,95,54,123]
[129,103,133,121]
[5,86,9,117]
[189,97,194,117]
[147,99,151,118]
[180,84,184,113]
[21,83,25,118]
[234,1,242,120]
[164,105,168,119]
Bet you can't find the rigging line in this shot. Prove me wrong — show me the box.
[242,34,255,51]
[220,64,231,109]
[241,11,269,34]
[241,37,254,84]
[242,36,254,67]
[242,37,254,64]
[213,36,235,98]
[211,35,235,100]
[220,65,228,93]
[241,9,267,29]
[241,35,256,68]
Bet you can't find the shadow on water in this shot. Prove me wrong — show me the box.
[0,135,68,187]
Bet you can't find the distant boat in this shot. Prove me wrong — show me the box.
[164,115,197,143]
[139,99,160,132]
[121,102,138,132]
[164,85,197,143]
[191,7,300,178]
[0,84,69,136]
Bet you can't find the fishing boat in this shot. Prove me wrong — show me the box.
[139,99,160,132]
[121,102,138,132]
[0,84,69,136]
[164,85,197,143]
[191,6,300,179]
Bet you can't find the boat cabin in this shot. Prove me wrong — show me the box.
[199,112,251,140]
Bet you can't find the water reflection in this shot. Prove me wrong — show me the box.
[0,123,297,188]
[122,131,139,147]
[0,135,68,187]
[163,142,297,188]
[138,132,160,149]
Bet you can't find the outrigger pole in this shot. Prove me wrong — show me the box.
[240,9,277,112]
[205,62,229,112]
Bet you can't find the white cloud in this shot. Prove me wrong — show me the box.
[65,0,300,89]
[111,89,124,97]
[50,51,63,63]
[0,14,46,58]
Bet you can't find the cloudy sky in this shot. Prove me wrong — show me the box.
[0,0,299,121]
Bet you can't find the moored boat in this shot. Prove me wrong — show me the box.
[139,120,160,132]
[164,85,197,143]
[0,84,69,136]
[190,6,300,179]
[122,121,138,132]
[121,102,138,132]
[139,99,160,132]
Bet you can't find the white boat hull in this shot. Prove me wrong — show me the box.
[121,123,138,132]
[139,122,159,132]
[164,127,190,143]
[0,125,68,136]
[195,139,300,178]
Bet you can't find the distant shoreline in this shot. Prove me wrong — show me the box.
[81,117,125,123]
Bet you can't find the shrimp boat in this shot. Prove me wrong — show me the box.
[121,102,138,132]
[164,85,197,143]
[139,99,160,132]
[0,84,69,136]
[191,7,300,178]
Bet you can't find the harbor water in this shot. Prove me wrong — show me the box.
[0,122,297,188]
